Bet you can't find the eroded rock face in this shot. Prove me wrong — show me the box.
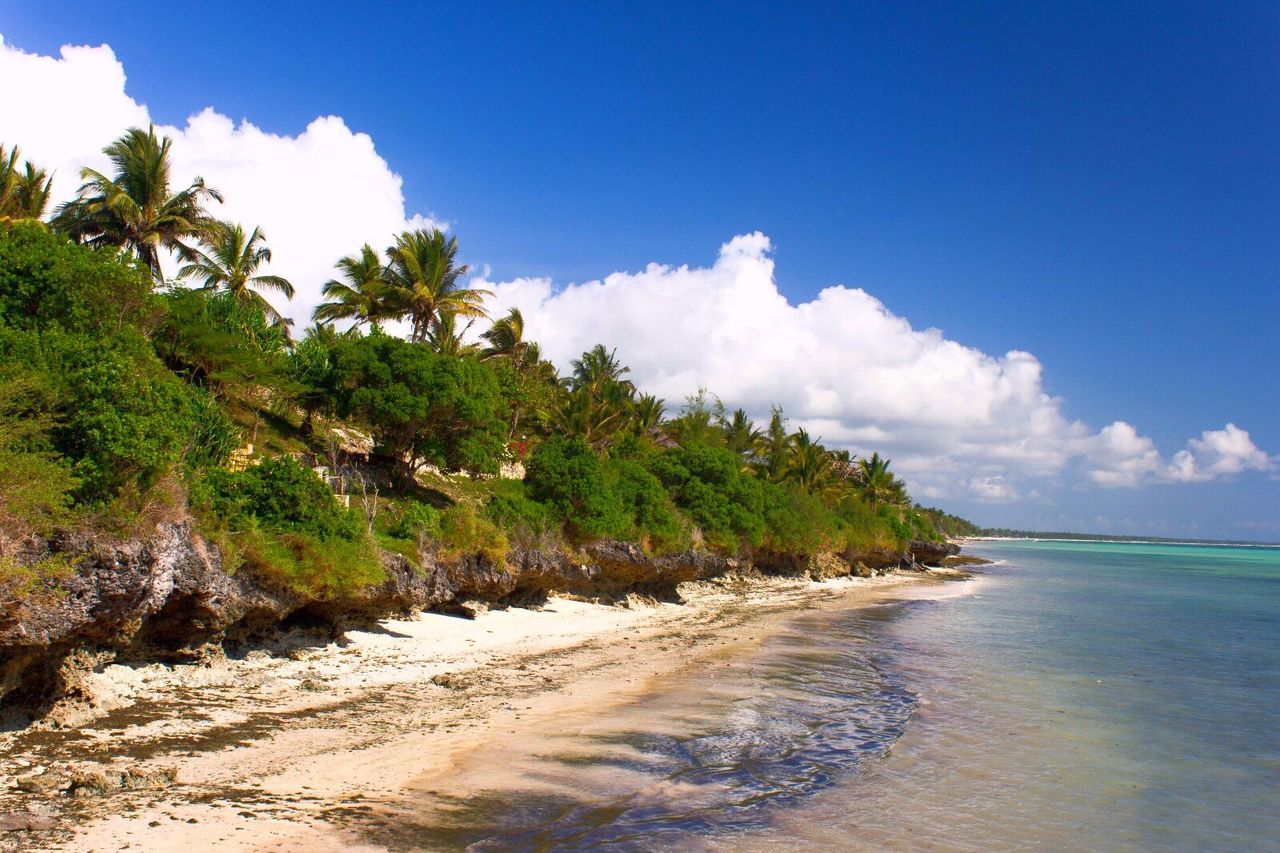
[0,522,954,722]
[906,539,961,566]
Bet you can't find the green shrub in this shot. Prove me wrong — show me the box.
[191,457,385,598]
[0,221,157,336]
[45,330,194,504]
[833,496,902,551]
[184,386,240,471]
[485,481,558,545]
[437,504,508,564]
[235,528,385,599]
[193,456,359,541]
[761,484,841,555]
[0,373,78,537]
[646,442,765,551]
[0,554,78,605]
[524,436,625,539]
[335,332,509,482]
[604,457,690,552]
[388,500,442,541]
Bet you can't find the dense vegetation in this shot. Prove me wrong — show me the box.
[0,131,972,602]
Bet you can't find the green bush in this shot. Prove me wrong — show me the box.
[191,457,385,598]
[0,221,157,336]
[43,330,194,504]
[524,436,625,539]
[484,480,558,544]
[193,456,359,541]
[0,554,78,605]
[153,288,290,397]
[184,386,240,471]
[646,442,765,551]
[833,496,902,551]
[0,372,78,536]
[234,528,385,600]
[335,332,509,482]
[387,500,442,541]
[437,504,508,564]
[604,457,689,552]
[761,484,841,555]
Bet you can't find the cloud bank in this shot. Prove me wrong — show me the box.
[2,35,1273,502]
[478,234,1275,500]
[0,35,442,326]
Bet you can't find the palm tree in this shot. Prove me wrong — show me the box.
[480,307,538,369]
[552,387,630,451]
[0,145,15,203]
[383,228,490,341]
[785,429,834,493]
[0,145,53,222]
[11,163,53,221]
[570,344,635,396]
[52,126,222,279]
[722,408,761,456]
[753,406,792,483]
[314,244,388,329]
[426,311,479,357]
[178,222,294,327]
[631,393,666,434]
[855,452,905,510]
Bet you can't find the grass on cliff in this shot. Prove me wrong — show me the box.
[0,554,77,605]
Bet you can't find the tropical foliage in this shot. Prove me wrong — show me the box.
[0,144,53,222]
[178,221,295,327]
[1,126,971,601]
[51,126,222,279]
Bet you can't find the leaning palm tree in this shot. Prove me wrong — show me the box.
[52,126,222,279]
[480,307,537,369]
[178,221,294,327]
[383,228,490,341]
[314,244,389,329]
[0,145,53,222]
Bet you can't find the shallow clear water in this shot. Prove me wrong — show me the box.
[389,541,1280,851]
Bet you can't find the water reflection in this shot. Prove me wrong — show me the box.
[358,602,925,851]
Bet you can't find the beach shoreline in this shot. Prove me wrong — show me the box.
[0,569,965,851]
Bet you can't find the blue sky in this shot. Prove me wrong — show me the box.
[1,1,1277,538]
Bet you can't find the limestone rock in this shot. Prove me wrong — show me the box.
[907,540,961,567]
[0,812,58,831]
[66,764,178,796]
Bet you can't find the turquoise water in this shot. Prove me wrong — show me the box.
[389,541,1280,850]
[755,540,1280,851]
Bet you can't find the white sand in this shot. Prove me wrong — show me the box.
[0,571,951,852]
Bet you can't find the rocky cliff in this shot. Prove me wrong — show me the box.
[0,522,957,722]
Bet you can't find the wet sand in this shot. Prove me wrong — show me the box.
[0,571,954,851]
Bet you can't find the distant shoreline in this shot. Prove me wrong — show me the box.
[965,535,1280,549]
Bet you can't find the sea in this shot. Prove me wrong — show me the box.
[395,540,1280,851]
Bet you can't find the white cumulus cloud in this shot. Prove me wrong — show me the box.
[0,35,443,326]
[478,235,1275,500]
[1164,424,1276,483]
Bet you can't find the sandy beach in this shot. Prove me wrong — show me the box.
[0,570,957,851]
